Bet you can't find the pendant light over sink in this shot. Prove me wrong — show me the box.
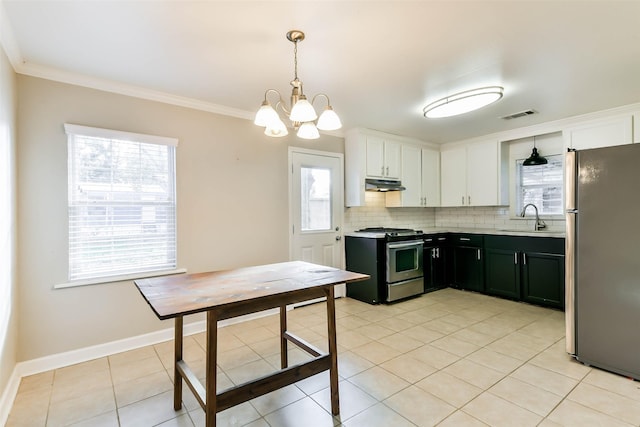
[254,30,342,139]
[523,136,548,166]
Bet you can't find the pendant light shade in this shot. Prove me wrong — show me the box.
[523,137,548,166]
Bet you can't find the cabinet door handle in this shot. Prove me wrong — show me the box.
[514,253,518,264]
[477,249,481,260]
[436,247,440,258]
[386,166,389,176]
[381,166,385,175]
[432,248,436,258]
[523,253,527,265]
[461,196,465,205]
[468,195,471,205]
[460,237,471,241]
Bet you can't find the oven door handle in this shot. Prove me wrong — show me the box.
[387,241,423,250]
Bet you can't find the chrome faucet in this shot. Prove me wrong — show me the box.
[520,203,546,231]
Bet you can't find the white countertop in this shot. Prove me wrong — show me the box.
[346,227,565,239]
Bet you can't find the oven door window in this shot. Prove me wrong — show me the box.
[396,248,418,272]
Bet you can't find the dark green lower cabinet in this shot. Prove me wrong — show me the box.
[483,235,565,310]
[424,235,449,293]
[522,251,565,309]
[485,248,520,299]
[452,246,484,292]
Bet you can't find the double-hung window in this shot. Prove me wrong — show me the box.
[515,154,563,216]
[65,124,178,285]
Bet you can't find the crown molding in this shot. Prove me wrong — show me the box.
[16,61,256,121]
[0,1,22,68]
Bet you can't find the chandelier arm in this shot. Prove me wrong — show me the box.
[275,100,291,116]
[311,93,331,106]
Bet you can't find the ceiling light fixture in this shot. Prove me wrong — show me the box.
[254,30,342,139]
[523,135,548,166]
[423,86,504,119]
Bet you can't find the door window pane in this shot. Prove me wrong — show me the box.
[301,167,331,231]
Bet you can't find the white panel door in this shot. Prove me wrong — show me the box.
[290,149,345,297]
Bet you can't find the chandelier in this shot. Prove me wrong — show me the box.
[254,30,342,139]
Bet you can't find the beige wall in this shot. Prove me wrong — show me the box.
[0,46,18,398]
[16,75,343,361]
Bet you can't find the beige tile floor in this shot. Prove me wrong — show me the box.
[7,288,640,426]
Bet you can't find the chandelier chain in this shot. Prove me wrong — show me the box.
[293,41,298,81]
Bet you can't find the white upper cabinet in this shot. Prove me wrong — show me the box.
[386,145,440,208]
[564,115,633,150]
[421,148,440,207]
[440,139,506,207]
[345,128,437,207]
[440,146,467,207]
[366,136,401,179]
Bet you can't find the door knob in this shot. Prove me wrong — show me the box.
[335,236,342,241]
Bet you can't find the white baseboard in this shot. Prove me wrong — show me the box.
[0,367,21,426]
[1,307,281,425]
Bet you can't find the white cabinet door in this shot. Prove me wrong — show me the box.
[565,115,633,150]
[399,144,422,207]
[634,112,640,144]
[467,140,499,206]
[366,136,385,177]
[440,147,467,207]
[421,148,440,207]
[384,140,402,179]
[365,136,401,179]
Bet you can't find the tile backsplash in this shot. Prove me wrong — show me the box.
[344,192,435,231]
[344,192,565,233]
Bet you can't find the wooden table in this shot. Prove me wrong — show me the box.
[134,261,369,427]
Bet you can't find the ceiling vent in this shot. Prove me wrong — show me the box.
[500,109,537,120]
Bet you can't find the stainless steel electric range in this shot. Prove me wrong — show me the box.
[345,227,424,304]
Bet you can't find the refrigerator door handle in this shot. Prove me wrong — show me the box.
[565,149,577,211]
[565,149,578,356]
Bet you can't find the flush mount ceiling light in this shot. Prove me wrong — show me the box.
[423,86,504,119]
[254,30,342,139]
[523,135,548,166]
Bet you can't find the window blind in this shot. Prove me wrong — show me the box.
[517,154,563,216]
[65,124,178,282]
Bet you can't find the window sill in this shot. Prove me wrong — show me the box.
[54,268,187,289]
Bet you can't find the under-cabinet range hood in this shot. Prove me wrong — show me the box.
[365,178,406,192]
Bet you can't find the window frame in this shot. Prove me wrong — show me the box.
[515,153,564,218]
[56,124,183,289]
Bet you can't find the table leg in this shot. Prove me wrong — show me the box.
[326,286,340,416]
[206,310,218,427]
[174,316,183,410]
[280,305,288,369]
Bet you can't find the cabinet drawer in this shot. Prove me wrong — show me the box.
[451,233,483,247]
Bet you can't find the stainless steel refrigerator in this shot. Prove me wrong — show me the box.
[565,143,640,380]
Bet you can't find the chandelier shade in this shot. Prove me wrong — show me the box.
[423,86,504,118]
[317,106,342,131]
[254,30,341,140]
[264,119,288,137]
